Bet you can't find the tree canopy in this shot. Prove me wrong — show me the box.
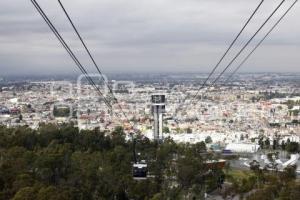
[0,124,223,200]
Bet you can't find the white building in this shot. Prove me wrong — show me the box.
[225,143,260,153]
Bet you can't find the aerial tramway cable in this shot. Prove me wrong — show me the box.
[192,0,286,105]
[205,0,286,88]
[224,0,298,84]
[30,0,112,110]
[57,0,130,122]
[175,0,265,114]
[31,0,144,180]
[189,0,265,102]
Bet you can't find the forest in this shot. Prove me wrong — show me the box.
[0,124,299,200]
[0,124,224,200]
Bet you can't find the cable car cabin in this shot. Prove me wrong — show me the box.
[132,161,148,180]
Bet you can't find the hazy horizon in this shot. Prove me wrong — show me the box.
[1,70,300,79]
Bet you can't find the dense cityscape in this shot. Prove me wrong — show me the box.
[1,73,300,199]
[1,73,300,143]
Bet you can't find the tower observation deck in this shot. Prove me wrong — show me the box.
[151,94,166,141]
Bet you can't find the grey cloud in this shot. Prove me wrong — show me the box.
[0,0,299,75]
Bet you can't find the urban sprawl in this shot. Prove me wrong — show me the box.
[1,73,300,173]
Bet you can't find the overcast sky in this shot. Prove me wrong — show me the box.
[0,0,299,75]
